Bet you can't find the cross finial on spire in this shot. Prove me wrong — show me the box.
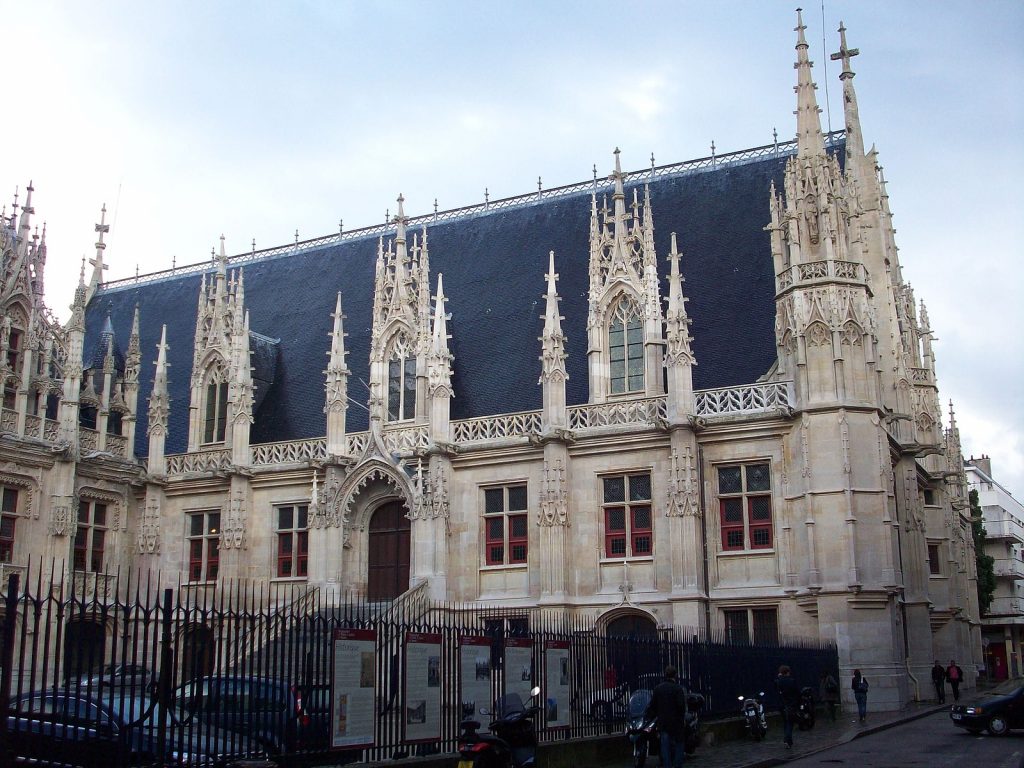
[395,193,406,223]
[831,20,859,79]
[95,203,109,239]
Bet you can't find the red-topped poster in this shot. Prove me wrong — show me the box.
[544,639,570,728]
[459,635,493,729]
[403,632,443,744]
[505,637,534,704]
[331,628,376,749]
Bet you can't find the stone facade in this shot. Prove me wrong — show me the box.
[0,13,980,711]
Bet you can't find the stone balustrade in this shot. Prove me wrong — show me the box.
[777,259,867,291]
[165,382,795,470]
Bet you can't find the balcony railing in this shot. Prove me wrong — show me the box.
[983,517,1024,543]
[568,397,667,431]
[776,259,867,291]
[165,381,796,468]
[994,559,1024,580]
[694,382,793,419]
[987,596,1024,616]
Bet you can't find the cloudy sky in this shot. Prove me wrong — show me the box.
[4,1,1022,495]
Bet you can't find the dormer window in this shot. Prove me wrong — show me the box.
[609,297,643,395]
[203,368,229,444]
[387,335,416,422]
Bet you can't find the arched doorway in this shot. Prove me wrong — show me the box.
[180,624,215,683]
[64,619,105,681]
[604,612,659,690]
[367,501,410,600]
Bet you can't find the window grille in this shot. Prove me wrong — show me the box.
[602,472,653,558]
[718,462,774,551]
[276,504,309,578]
[187,511,220,582]
[483,484,528,566]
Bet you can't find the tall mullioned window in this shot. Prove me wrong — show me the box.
[387,336,416,422]
[73,500,107,573]
[187,511,220,582]
[0,487,18,563]
[203,376,229,444]
[276,504,309,578]
[609,298,643,394]
[718,462,773,551]
[484,484,528,566]
[723,607,778,645]
[602,472,652,559]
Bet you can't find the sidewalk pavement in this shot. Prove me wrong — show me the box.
[592,700,950,768]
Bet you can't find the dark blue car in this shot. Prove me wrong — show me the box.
[4,688,262,767]
[950,678,1024,736]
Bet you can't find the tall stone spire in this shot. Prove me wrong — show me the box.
[831,22,866,169]
[794,8,826,159]
[427,274,453,396]
[147,325,170,475]
[87,204,109,304]
[324,292,350,455]
[664,232,696,422]
[123,305,141,452]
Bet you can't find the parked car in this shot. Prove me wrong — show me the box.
[72,663,154,692]
[4,688,260,767]
[950,678,1024,736]
[175,675,329,754]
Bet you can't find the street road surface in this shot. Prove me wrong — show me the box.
[787,710,1023,768]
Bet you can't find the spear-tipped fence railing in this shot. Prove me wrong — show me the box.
[0,564,838,766]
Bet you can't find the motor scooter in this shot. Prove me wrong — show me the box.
[738,691,767,741]
[795,685,816,730]
[457,686,541,768]
[625,689,656,768]
[683,689,705,754]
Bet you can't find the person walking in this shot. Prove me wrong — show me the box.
[644,665,688,768]
[946,659,964,702]
[775,665,800,748]
[818,669,839,721]
[851,669,869,723]
[931,660,946,703]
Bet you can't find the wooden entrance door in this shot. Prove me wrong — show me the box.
[367,501,410,600]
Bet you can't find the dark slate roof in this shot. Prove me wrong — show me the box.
[86,146,829,458]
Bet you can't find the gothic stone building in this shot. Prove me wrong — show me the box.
[0,13,980,710]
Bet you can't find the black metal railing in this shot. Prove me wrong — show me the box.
[0,566,838,767]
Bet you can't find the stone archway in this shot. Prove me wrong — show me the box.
[367,500,411,601]
[601,609,660,689]
[64,618,105,681]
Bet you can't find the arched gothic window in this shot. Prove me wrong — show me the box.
[609,297,644,395]
[203,366,229,444]
[387,335,416,422]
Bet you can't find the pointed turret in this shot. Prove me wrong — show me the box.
[427,274,454,443]
[794,8,826,159]
[324,292,350,455]
[87,204,110,304]
[540,252,568,430]
[147,325,170,475]
[665,233,696,422]
[123,305,141,453]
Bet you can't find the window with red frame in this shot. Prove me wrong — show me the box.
[718,463,773,551]
[276,504,309,578]
[0,487,17,563]
[187,511,220,582]
[483,484,528,566]
[73,500,107,573]
[602,473,653,559]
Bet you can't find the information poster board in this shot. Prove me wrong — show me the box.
[331,628,377,749]
[504,637,534,704]
[403,632,443,743]
[459,635,493,729]
[543,639,570,728]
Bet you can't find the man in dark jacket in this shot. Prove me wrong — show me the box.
[946,660,964,702]
[931,660,946,703]
[775,665,800,748]
[644,665,688,768]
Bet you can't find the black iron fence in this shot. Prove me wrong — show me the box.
[0,566,838,767]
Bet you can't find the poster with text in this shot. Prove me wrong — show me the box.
[504,637,534,706]
[459,635,493,730]
[544,639,570,728]
[331,628,376,749]
[403,632,443,743]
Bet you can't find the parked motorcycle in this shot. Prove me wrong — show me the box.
[457,686,541,768]
[625,689,657,768]
[683,689,705,754]
[795,685,816,731]
[738,691,767,741]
